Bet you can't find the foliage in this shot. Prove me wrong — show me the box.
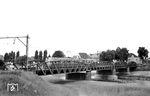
[137,47,149,60]
[52,50,65,58]
[34,50,49,62]
[100,50,116,61]
[43,50,48,62]
[4,51,16,62]
[115,47,129,61]
[48,54,51,57]
[16,51,20,58]
[34,50,38,62]
[99,47,129,62]
[0,60,5,70]
[4,53,9,62]
[16,55,27,66]
[39,51,43,62]
[115,47,121,60]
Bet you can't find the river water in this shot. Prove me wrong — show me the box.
[130,71,150,76]
[41,71,150,81]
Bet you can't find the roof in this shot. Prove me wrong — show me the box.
[128,53,137,57]
[0,55,4,60]
[79,53,90,59]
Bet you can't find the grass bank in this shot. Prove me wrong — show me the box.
[0,70,76,96]
[1,70,150,96]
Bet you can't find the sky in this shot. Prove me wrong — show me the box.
[0,0,150,57]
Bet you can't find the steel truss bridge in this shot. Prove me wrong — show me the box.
[32,60,137,75]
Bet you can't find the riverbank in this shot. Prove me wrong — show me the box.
[1,70,150,96]
[44,78,150,96]
[136,63,150,71]
[41,73,150,96]
[119,75,150,81]
[0,71,76,96]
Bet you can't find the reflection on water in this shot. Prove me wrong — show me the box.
[92,71,150,80]
[130,71,150,76]
[41,71,150,81]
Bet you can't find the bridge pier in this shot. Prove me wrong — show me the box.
[126,67,130,75]
[117,67,130,76]
[97,68,118,81]
[66,73,85,80]
[66,71,91,80]
[86,71,91,80]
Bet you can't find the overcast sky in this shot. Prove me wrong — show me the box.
[0,0,150,57]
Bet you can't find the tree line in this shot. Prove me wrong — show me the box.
[3,50,65,63]
[34,50,66,62]
[34,50,49,62]
[4,51,20,62]
[2,46,149,65]
[99,47,149,62]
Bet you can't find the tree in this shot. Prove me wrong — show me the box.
[12,51,15,62]
[115,47,129,61]
[120,48,129,61]
[100,47,129,62]
[48,54,51,57]
[16,55,27,67]
[4,53,9,62]
[5,51,16,62]
[52,50,65,58]
[0,60,5,70]
[16,51,20,58]
[115,47,121,60]
[43,50,48,62]
[34,50,38,62]
[39,51,43,62]
[137,47,149,60]
[99,50,116,61]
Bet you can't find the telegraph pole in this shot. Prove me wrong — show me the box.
[0,35,29,69]
[26,35,29,68]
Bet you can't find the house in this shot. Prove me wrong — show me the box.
[127,54,142,64]
[89,53,101,59]
[72,55,80,59]
[0,55,4,61]
[79,53,91,59]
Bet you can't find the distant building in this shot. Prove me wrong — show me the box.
[28,56,35,64]
[127,55,142,64]
[72,55,80,59]
[0,55,4,61]
[79,53,91,59]
[89,53,100,59]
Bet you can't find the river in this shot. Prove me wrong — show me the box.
[130,71,150,76]
[40,71,150,81]
[40,71,150,96]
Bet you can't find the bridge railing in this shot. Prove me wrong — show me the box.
[34,60,136,75]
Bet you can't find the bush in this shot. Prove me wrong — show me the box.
[0,60,5,70]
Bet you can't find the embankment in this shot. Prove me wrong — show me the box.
[119,75,150,81]
[0,70,76,96]
[1,70,150,96]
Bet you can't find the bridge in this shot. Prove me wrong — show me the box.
[31,59,137,80]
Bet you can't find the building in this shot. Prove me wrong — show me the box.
[0,55,4,61]
[78,53,91,59]
[89,53,100,59]
[127,55,142,64]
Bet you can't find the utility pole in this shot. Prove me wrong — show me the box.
[26,35,29,68]
[0,35,30,69]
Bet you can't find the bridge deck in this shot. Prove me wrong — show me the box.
[31,61,136,75]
